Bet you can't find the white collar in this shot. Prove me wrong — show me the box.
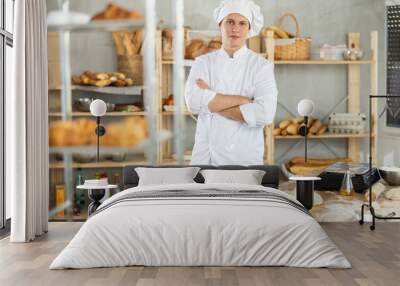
[220,45,248,59]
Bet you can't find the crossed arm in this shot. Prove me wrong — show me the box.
[184,58,277,127]
[195,79,250,122]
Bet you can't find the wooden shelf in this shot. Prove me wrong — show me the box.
[49,160,147,169]
[274,133,372,139]
[162,111,192,116]
[161,59,373,66]
[273,60,373,65]
[49,85,143,95]
[49,111,146,117]
[47,19,145,32]
[162,59,194,66]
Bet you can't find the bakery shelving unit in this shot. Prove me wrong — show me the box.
[159,31,378,165]
[47,9,166,221]
[261,31,378,165]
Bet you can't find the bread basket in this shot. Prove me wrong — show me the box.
[117,54,143,85]
[266,13,311,61]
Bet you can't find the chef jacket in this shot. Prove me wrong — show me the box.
[185,45,278,165]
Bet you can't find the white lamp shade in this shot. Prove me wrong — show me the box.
[90,99,107,117]
[297,99,314,117]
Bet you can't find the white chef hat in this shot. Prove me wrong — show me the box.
[213,0,264,38]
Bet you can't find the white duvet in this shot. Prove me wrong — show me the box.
[50,183,351,269]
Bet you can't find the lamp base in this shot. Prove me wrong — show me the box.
[296,180,314,210]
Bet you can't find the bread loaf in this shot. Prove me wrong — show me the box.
[279,119,291,129]
[286,123,299,135]
[316,125,328,135]
[208,36,222,51]
[307,117,314,128]
[91,3,143,21]
[289,156,352,165]
[289,165,327,176]
[309,119,322,134]
[273,128,281,136]
[292,117,304,124]
[185,39,208,59]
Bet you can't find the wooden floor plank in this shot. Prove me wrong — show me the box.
[0,222,399,286]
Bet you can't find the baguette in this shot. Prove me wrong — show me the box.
[261,26,289,39]
[123,31,135,55]
[112,32,125,55]
[132,30,143,54]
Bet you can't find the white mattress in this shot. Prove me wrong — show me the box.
[50,183,351,269]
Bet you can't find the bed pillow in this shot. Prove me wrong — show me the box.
[135,167,201,186]
[200,169,266,185]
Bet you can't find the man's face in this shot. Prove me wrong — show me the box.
[220,13,250,49]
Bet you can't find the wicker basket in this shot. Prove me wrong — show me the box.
[271,13,311,61]
[117,54,143,86]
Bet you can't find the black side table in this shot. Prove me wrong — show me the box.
[77,184,117,216]
[289,176,321,210]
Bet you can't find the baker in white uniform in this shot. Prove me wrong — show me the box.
[185,0,278,165]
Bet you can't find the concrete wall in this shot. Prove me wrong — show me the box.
[47,0,397,165]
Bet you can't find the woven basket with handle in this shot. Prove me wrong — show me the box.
[273,13,311,61]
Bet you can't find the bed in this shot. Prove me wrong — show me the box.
[50,165,351,269]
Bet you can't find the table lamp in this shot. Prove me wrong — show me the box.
[297,99,315,163]
[90,99,107,162]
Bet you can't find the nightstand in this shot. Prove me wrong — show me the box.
[289,176,321,210]
[77,184,117,216]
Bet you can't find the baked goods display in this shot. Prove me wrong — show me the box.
[261,13,311,61]
[49,117,148,147]
[72,71,134,88]
[163,94,174,107]
[274,117,328,136]
[286,156,352,176]
[161,28,222,60]
[91,3,143,21]
[112,29,144,85]
[207,36,223,52]
[49,119,97,146]
[261,25,295,39]
[112,30,143,56]
[185,38,209,60]
[185,36,222,59]
[101,117,148,146]
[161,27,191,60]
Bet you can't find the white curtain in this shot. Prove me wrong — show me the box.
[7,0,49,242]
